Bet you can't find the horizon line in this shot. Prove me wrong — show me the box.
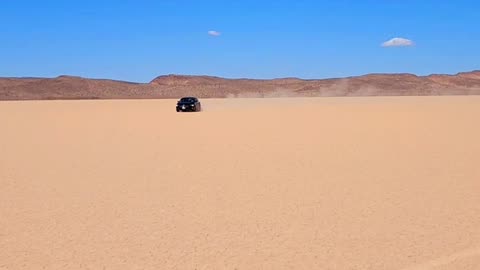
[2,70,479,84]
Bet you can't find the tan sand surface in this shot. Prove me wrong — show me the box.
[1,97,480,269]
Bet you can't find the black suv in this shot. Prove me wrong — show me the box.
[176,97,202,112]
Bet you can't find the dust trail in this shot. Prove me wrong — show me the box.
[399,247,480,270]
[225,88,300,98]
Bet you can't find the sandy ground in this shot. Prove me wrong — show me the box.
[1,97,480,270]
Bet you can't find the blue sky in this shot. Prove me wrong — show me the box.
[1,0,479,82]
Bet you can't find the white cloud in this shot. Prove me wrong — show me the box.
[382,37,414,47]
[208,30,221,37]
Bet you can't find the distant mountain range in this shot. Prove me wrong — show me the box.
[1,71,480,100]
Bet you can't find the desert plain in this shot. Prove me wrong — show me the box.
[1,96,480,269]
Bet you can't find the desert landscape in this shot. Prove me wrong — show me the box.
[1,96,479,269]
[1,70,480,100]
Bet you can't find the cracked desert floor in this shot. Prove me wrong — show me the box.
[1,96,480,269]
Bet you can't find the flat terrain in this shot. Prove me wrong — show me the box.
[1,97,479,269]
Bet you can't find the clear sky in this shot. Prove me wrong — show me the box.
[1,0,479,82]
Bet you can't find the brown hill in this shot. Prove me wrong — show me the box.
[1,71,480,100]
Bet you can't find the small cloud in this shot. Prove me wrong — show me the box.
[208,30,221,37]
[382,37,414,47]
